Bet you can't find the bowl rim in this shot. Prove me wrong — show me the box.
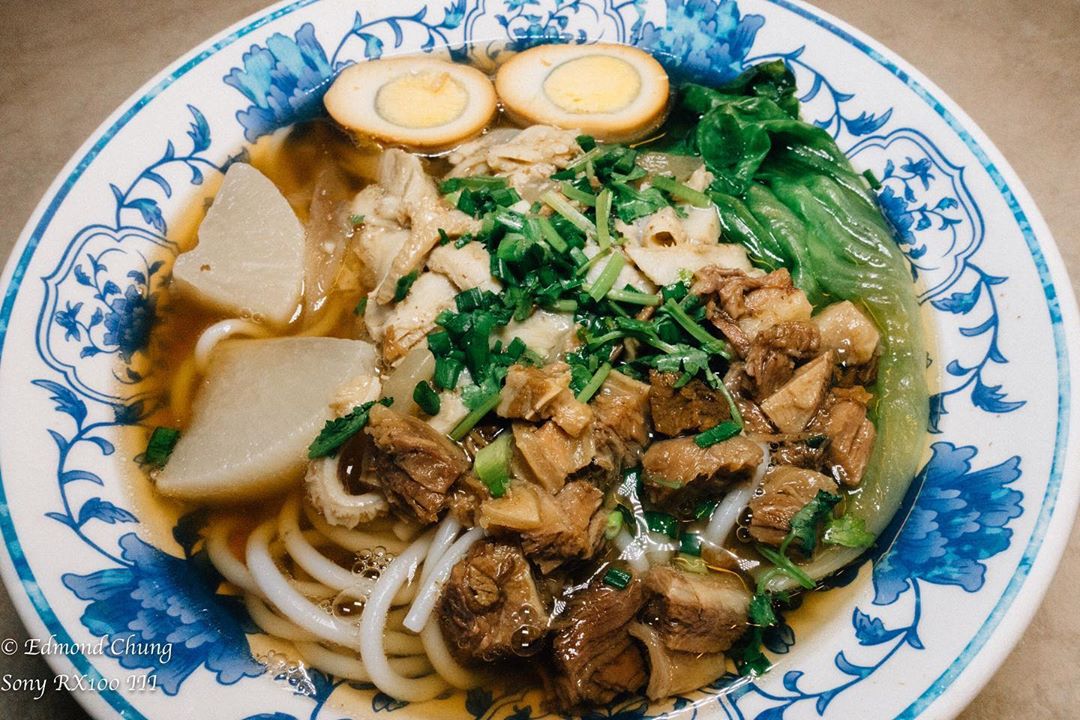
[0,1,1077,719]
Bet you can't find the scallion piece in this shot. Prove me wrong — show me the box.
[541,190,596,236]
[565,144,604,171]
[393,271,418,302]
[473,433,512,498]
[548,298,579,313]
[607,288,661,306]
[603,567,632,590]
[587,253,626,302]
[680,533,704,556]
[576,361,611,403]
[662,298,732,358]
[450,391,502,441]
[650,174,713,208]
[695,420,742,448]
[144,427,180,468]
[644,510,679,538]
[596,188,613,250]
[560,181,597,207]
[413,381,441,416]
[536,215,568,253]
[604,510,624,540]
[353,296,368,316]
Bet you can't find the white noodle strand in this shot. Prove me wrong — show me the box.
[295,641,432,682]
[204,517,261,595]
[705,441,771,546]
[419,621,484,690]
[403,528,484,633]
[360,531,449,701]
[245,595,321,641]
[193,318,271,373]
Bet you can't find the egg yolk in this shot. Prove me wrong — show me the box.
[542,55,642,114]
[375,71,469,128]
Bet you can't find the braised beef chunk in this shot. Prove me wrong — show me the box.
[512,421,595,493]
[648,370,729,436]
[760,351,834,434]
[642,567,750,654]
[629,622,728,700]
[592,371,651,448]
[550,576,647,709]
[769,437,828,470]
[748,465,839,545]
[438,540,549,663]
[498,363,593,437]
[365,404,469,524]
[641,436,763,508]
[692,267,812,356]
[744,321,820,399]
[480,481,606,572]
[813,388,876,487]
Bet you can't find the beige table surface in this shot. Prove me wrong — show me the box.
[1,0,1078,717]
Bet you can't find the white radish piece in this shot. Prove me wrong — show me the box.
[173,163,304,327]
[157,337,376,502]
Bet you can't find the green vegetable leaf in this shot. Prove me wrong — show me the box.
[785,490,842,556]
[308,398,392,459]
[824,513,876,549]
[393,271,418,302]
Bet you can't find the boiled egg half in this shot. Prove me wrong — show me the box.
[495,43,669,143]
[325,56,497,152]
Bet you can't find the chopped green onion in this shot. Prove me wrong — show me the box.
[439,176,508,193]
[662,298,732,358]
[413,381,441,416]
[566,144,604,171]
[536,215,568,253]
[680,533,703,556]
[353,297,368,316]
[144,427,180,468]
[694,499,719,521]
[548,298,578,313]
[473,433,512,498]
[596,188,613,250]
[348,213,365,227]
[560,181,597,207]
[587,253,626,302]
[433,355,464,390]
[308,398,393,459]
[806,433,828,449]
[603,567,632,590]
[427,330,452,356]
[650,175,713,208]
[450,391,502,441]
[576,362,611,403]
[695,420,742,448]
[604,510,624,540]
[644,510,679,538]
[607,288,661,306]
[569,247,590,267]
[541,190,596,236]
[862,169,882,190]
[393,271,418,302]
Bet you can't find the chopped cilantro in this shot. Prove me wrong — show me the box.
[144,427,180,468]
[392,271,418,302]
[602,567,632,590]
[824,513,876,549]
[307,398,392,459]
[695,420,742,447]
[785,490,842,556]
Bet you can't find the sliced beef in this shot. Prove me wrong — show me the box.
[549,575,647,709]
[497,363,592,436]
[641,567,750,655]
[365,404,469,524]
[744,321,820,399]
[480,481,606,572]
[723,363,776,435]
[813,387,876,487]
[641,436,763,509]
[591,370,651,448]
[512,421,595,494]
[692,267,812,356]
[648,370,729,436]
[748,465,839,545]
[760,351,834,434]
[438,540,549,663]
[628,622,728,700]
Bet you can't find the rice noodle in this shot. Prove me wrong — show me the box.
[303,500,410,553]
[280,495,378,592]
[204,516,260,595]
[168,356,198,426]
[245,594,321,641]
[704,441,770,546]
[403,527,484,632]
[193,318,271,373]
[419,620,485,689]
[359,530,450,701]
[295,641,432,682]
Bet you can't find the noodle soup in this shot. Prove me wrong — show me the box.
[143,44,927,711]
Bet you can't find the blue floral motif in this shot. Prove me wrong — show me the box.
[634,0,763,83]
[873,442,1023,605]
[62,532,264,695]
[878,185,916,245]
[225,23,334,143]
[102,283,157,363]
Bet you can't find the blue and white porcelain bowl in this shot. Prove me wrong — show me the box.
[1,1,1076,718]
